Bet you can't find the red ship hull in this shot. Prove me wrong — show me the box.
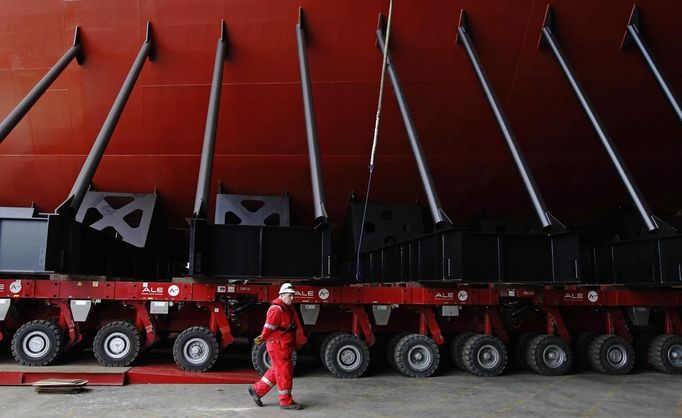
[1,0,681,226]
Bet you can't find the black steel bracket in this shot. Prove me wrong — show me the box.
[298,7,306,33]
[145,21,155,62]
[73,26,85,65]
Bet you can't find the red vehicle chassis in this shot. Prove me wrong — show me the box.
[0,278,680,378]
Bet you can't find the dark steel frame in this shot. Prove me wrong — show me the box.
[59,22,155,215]
[193,21,227,219]
[346,13,581,284]
[539,6,673,235]
[188,16,330,279]
[539,6,681,285]
[456,10,564,233]
[376,16,451,228]
[297,8,328,226]
[0,22,165,279]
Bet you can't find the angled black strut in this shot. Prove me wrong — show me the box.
[539,6,673,234]
[376,17,451,227]
[0,27,84,143]
[457,10,564,233]
[59,22,154,215]
[621,5,682,124]
[193,21,228,219]
[297,8,328,225]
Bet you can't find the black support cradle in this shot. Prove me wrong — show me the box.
[188,15,331,279]
[0,22,169,279]
[346,14,580,284]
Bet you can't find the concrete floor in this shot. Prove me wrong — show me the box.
[0,358,680,418]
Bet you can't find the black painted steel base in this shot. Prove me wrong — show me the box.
[189,219,331,279]
[582,235,682,285]
[349,228,580,284]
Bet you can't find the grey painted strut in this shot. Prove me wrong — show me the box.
[193,21,227,219]
[0,27,84,143]
[375,28,451,227]
[60,22,154,215]
[457,11,563,233]
[296,8,328,225]
[539,6,662,233]
[622,6,682,124]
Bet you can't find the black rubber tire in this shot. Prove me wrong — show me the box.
[647,334,682,374]
[250,341,298,376]
[323,333,370,378]
[393,333,440,378]
[572,332,598,371]
[450,332,475,370]
[173,326,219,372]
[386,332,410,370]
[11,320,64,366]
[588,334,635,375]
[251,342,269,376]
[319,332,342,359]
[526,334,572,376]
[93,321,141,367]
[513,332,539,371]
[461,334,508,377]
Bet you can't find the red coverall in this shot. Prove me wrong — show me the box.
[251,297,305,406]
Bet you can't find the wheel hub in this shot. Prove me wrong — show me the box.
[477,344,500,369]
[184,338,209,365]
[23,331,50,359]
[407,344,433,371]
[606,345,627,368]
[104,332,131,359]
[542,344,566,369]
[336,344,361,371]
[668,344,682,368]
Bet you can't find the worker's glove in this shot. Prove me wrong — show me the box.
[295,334,307,349]
[254,335,264,346]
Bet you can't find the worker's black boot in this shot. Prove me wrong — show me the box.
[247,387,263,407]
[280,402,303,410]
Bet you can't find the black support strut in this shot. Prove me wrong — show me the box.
[621,5,682,124]
[193,21,227,219]
[59,22,154,215]
[296,8,328,225]
[376,18,451,227]
[0,27,84,143]
[539,6,672,234]
[457,10,564,233]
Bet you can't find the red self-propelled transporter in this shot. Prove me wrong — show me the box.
[0,0,681,379]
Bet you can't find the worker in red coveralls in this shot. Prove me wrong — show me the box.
[248,283,306,410]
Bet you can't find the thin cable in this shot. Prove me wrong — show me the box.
[355,0,393,281]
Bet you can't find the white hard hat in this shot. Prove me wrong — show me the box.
[279,283,295,295]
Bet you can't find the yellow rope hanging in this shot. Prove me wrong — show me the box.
[355,0,394,280]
